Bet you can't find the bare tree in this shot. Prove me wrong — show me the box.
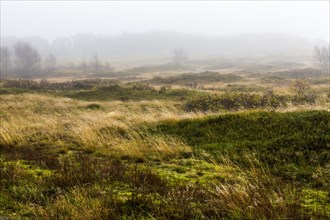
[80,60,88,71]
[14,42,41,77]
[314,45,330,74]
[292,80,310,96]
[91,52,100,70]
[45,53,56,72]
[173,48,188,66]
[104,61,114,72]
[0,46,11,77]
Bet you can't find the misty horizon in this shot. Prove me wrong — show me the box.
[1,1,329,67]
[1,31,321,62]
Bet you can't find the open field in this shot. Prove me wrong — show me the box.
[0,69,329,219]
[1,0,329,219]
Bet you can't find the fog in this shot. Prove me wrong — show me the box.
[0,32,316,59]
[2,1,329,40]
[1,1,329,62]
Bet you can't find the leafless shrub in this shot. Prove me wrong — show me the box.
[13,42,41,77]
[314,45,330,75]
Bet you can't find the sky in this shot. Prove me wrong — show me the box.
[1,1,329,41]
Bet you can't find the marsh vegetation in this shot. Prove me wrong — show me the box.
[1,2,329,217]
[0,64,329,219]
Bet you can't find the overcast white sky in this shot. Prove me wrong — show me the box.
[1,1,329,41]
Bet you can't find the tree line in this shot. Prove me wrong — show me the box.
[0,42,114,78]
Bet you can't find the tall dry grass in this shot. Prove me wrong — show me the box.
[0,93,195,159]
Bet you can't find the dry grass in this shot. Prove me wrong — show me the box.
[1,90,329,219]
[1,93,327,152]
[0,93,196,159]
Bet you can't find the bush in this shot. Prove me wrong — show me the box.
[148,72,243,85]
[2,79,118,91]
[183,93,288,112]
[292,93,317,105]
[86,103,101,110]
[291,80,310,96]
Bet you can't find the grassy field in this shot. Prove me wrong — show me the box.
[0,71,329,219]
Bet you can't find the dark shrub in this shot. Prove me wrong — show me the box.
[86,103,101,110]
[183,93,288,112]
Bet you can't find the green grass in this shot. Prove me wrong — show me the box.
[63,84,207,101]
[1,79,208,101]
[0,88,35,95]
[301,188,330,217]
[1,110,329,219]
[183,93,289,112]
[2,150,323,219]
[220,84,267,93]
[148,71,243,85]
[155,111,330,183]
[1,78,329,219]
